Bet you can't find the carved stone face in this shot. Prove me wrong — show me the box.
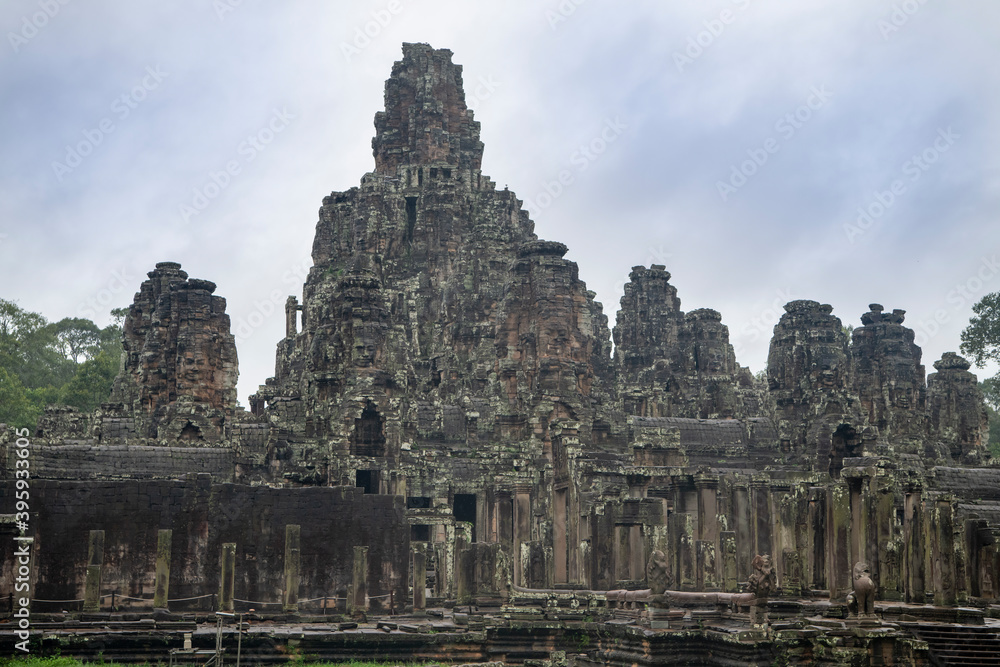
[853,562,871,581]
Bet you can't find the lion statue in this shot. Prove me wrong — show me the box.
[847,561,876,617]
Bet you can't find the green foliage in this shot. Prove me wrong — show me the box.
[0,299,123,430]
[962,292,1000,370]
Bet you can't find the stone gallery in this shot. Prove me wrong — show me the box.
[4,43,1000,665]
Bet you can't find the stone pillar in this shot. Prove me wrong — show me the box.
[751,479,772,563]
[877,486,900,600]
[83,530,105,613]
[734,483,751,582]
[808,488,826,591]
[283,524,301,613]
[696,473,719,588]
[828,484,851,601]
[721,531,738,592]
[904,488,924,603]
[456,546,473,604]
[412,546,426,611]
[935,497,956,606]
[153,529,171,609]
[285,296,298,337]
[696,540,717,591]
[514,491,531,586]
[218,543,236,612]
[349,545,368,614]
[679,514,695,590]
[434,542,448,598]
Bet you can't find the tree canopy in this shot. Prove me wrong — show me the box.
[0,299,123,430]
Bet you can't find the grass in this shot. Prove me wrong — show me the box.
[0,660,444,667]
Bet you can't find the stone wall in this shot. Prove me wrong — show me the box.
[1,477,407,609]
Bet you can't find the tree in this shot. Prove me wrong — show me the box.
[0,366,39,429]
[47,317,103,363]
[961,292,1000,374]
[0,300,125,429]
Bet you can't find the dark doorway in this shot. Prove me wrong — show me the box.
[411,524,430,541]
[453,493,477,542]
[356,469,378,494]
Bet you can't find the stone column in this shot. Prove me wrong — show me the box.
[285,296,298,337]
[153,529,171,609]
[808,488,827,591]
[283,524,301,613]
[751,478,772,564]
[218,543,236,612]
[827,484,851,601]
[877,485,900,600]
[678,514,696,590]
[904,488,924,603]
[83,530,104,613]
[935,498,956,606]
[734,483,751,582]
[349,545,368,614]
[514,490,531,586]
[721,531,738,592]
[696,473,719,588]
[412,546,426,611]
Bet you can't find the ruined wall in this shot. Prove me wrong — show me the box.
[1,478,407,608]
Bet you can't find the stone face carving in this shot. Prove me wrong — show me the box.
[110,262,238,444]
[614,267,753,420]
[927,352,989,463]
[847,561,876,617]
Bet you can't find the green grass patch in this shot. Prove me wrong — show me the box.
[0,660,444,667]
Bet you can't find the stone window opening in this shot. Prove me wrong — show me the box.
[179,421,203,442]
[355,469,379,494]
[453,493,477,542]
[352,401,386,456]
[828,423,860,478]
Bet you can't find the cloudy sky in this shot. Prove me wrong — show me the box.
[2,1,999,404]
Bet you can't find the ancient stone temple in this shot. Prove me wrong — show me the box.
[4,43,1000,666]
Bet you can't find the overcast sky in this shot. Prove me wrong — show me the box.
[2,1,999,404]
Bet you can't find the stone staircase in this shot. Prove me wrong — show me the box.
[903,623,1000,666]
